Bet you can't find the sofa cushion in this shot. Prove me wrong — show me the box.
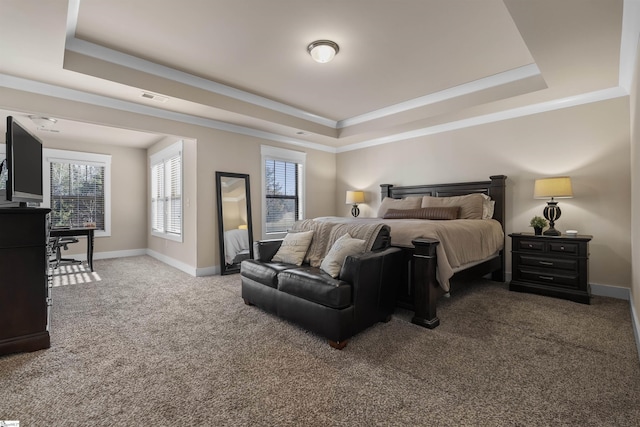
[240,259,299,288]
[278,267,352,309]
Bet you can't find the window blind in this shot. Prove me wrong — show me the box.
[166,153,181,235]
[265,159,299,233]
[150,143,182,239]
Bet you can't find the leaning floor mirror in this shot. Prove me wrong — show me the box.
[216,171,254,275]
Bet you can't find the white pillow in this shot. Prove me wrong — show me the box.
[480,193,495,219]
[320,233,366,278]
[272,230,314,266]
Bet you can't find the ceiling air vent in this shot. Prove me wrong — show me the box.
[141,92,169,103]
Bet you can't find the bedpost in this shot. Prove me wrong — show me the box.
[380,184,393,200]
[489,175,507,282]
[411,238,442,329]
[489,175,506,231]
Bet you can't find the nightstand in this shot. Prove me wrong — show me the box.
[509,233,592,304]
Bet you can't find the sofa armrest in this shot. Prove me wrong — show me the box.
[254,239,283,262]
[340,247,403,328]
[340,247,401,282]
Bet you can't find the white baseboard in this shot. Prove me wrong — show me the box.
[196,265,220,276]
[145,249,199,276]
[590,283,631,300]
[631,298,640,364]
[82,249,219,277]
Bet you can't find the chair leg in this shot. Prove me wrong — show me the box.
[56,246,62,266]
[329,340,348,350]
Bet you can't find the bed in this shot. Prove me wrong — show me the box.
[316,175,506,329]
[224,228,251,266]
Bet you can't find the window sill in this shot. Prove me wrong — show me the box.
[151,230,183,243]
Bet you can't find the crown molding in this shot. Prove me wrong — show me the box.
[337,64,542,128]
[336,87,628,153]
[0,73,336,153]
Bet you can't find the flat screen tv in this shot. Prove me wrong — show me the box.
[0,116,44,207]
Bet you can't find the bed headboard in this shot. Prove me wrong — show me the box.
[380,175,507,230]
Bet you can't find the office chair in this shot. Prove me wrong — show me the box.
[49,236,82,269]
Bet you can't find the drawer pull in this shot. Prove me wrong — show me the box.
[539,261,553,266]
[560,246,565,250]
[528,244,533,248]
[538,276,554,281]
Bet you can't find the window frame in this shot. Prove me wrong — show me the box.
[150,140,183,242]
[42,148,112,238]
[261,145,306,239]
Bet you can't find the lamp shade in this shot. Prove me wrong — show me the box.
[346,191,365,204]
[533,176,573,199]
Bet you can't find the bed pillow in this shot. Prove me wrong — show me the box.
[383,206,459,220]
[377,196,422,218]
[480,193,495,219]
[320,233,366,278]
[421,193,484,219]
[272,230,314,265]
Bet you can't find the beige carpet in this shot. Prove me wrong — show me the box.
[1,255,639,426]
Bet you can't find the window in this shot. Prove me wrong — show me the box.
[0,145,5,191]
[261,145,306,238]
[150,141,183,241]
[43,149,112,237]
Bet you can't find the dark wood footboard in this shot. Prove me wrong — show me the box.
[381,175,507,328]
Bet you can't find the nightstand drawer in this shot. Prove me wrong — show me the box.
[519,269,580,289]
[518,255,577,271]
[549,242,578,255]
[518,240,544,252]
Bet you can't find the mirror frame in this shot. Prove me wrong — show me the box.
[215,171,254,275]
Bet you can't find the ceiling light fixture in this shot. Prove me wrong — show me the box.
[29,115,58,129]
[307,40,339,63]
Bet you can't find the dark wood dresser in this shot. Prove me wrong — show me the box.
[0,207,51,355]
[509,233,592,304]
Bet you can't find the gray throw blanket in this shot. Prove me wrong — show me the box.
[291,219,384,267]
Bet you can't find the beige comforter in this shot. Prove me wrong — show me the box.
[313,217,504,292]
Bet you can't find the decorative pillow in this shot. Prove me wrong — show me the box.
[377,196,422,218]
[480,193,495,219]
[320,233,366,278]
[421,193,484,219]
[272,230,314,266]
[383,206,459,220]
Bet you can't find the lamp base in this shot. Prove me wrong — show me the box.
[543,199,562,236]
[351,205,360,218]
[543,227,561,236]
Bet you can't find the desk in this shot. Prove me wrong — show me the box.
[50,228,95,271]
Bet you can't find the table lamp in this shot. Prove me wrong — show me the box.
[346,191,365,217]
[533,176,573,236]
